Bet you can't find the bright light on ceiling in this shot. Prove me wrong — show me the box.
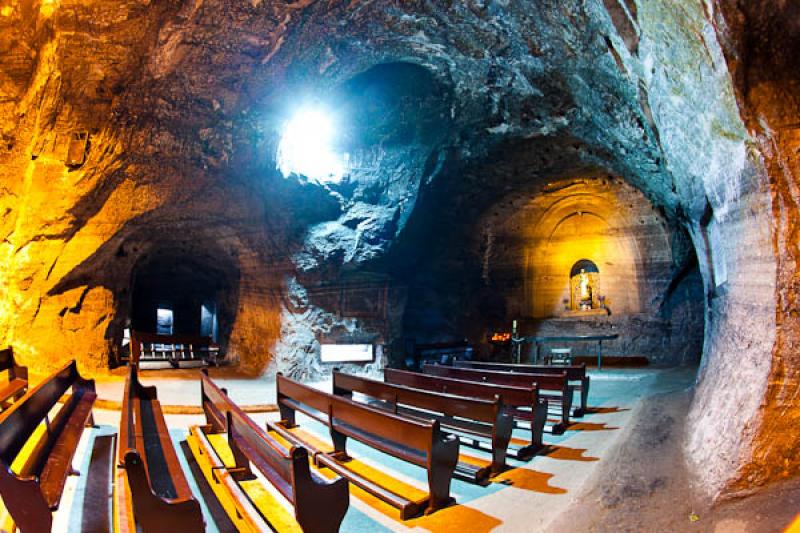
[276,108,346,183]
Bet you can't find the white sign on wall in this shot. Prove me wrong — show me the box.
[320,344,374,363]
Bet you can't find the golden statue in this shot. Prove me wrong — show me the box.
[578,269,592,308]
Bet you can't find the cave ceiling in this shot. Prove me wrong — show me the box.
[1,0,742,277]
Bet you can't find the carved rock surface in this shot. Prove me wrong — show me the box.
[0,0,797,500]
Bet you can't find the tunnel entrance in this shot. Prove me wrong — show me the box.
[125,248,240,367]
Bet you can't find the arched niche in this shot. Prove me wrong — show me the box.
[526,203,642,317]
[569,259,600,310]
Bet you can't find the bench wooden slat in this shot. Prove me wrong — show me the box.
[422,364,573,433]
[384,368,548,455]
[454,361,590,416]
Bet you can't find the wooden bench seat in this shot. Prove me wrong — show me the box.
[422,363,574,434]
[0,348,28,407]
[454,360,591,416]
[332,370,513,480]
[384,368,548,455]
[276,373,459,519]
[190,370,349,533]
[117,364,204,532]
[0,360,96,532]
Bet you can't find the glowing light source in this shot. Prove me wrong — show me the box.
[276,108,346,183]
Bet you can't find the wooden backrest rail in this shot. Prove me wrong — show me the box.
[384,368,536,407]
[333,370,500,424]
[422,364,572,433]
[454,360,586,380]
[384,368,549,453]
[454,360,590,416]
[120,364,204,532]
[424,363,569,394]
[201,371,349,533]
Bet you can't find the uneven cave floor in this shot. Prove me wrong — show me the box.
[42,367,800,532]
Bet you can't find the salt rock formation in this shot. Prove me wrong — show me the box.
[0,0,798,501]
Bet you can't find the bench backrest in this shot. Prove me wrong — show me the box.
[423,363,568,392]
[120,365,194,497]
[0,360,92,473]
[200,369,228,433]
[384,368,538,407]
[454,360,586,380]
[277,374,440,467]
[120,364,203,530]
[201,373,298,501]
[119,364,155,465]
[333,370,500,425]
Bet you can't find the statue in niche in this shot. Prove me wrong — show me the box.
[569,259,600,312]
[578,269,593,309]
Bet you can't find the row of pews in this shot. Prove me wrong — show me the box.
[0,345,592,532]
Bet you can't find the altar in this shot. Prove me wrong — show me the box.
[512,333,620,369]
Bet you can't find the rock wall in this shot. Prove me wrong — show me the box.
[0,0,798,500]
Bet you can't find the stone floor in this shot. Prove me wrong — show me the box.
[46,367,701,532]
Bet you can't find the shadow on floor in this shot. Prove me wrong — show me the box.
[540,445,599,462]
[492,468,568,494]
[583,406,630,415]
[567,421,620,431]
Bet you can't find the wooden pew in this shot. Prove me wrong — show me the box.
[190,370,349,532]
[384,368,547,455]
[0,360,96,532]
[130,331,220,368]
[454,360,591,417]
[332,370,513,480]
[422,364,573,434]
[276,373,459,519]
[0,347,28,407]
[117,364,204,532]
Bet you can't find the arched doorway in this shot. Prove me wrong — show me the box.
[127,249,240,361]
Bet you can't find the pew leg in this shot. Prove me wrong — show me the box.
[491,414,513,475]
[425,438,458,515]
[530,399,548,451]
[558,388,573,433]
[329,427,350,461]
[278,403,296,428]
[574,378,590,417]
